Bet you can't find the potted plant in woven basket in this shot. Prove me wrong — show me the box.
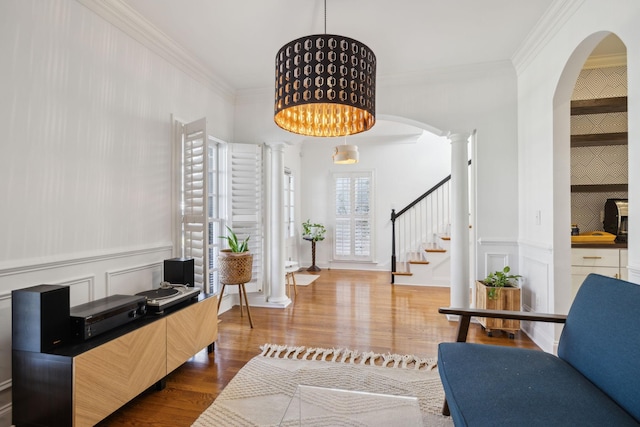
[475,266,522,338]
[218,226,253,285]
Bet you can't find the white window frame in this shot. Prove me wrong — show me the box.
[332,170,374,262]
[204,138,227,296]
[284,168,295,239]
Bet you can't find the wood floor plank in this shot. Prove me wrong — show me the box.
[97,270,540,426]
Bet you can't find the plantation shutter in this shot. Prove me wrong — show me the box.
[182,118,208,290]
[180,118,225,295]
[333,171,374,261]
[228,143,263,292]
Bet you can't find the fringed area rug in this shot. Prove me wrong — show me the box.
[193,344,453,427]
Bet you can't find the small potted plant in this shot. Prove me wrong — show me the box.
[219,225,250,253]
[302,220,326,242]
[476,266,522,338]
[481,266,521,300]
[218,226,252,285]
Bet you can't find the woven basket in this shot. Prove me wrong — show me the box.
[218,251,253,285]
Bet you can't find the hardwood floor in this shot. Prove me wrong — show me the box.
[97,269,540,426]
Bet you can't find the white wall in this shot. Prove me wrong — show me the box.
[0,0,235,421]
[517,0,640,352]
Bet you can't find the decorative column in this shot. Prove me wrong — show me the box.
[448,132,471,310]
[265,142,290,304]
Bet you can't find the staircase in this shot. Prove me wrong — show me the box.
[393,237,452,286]
[390,161,471,287]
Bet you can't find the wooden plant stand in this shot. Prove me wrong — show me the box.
[475,281,521,338]
[304,237,321,272]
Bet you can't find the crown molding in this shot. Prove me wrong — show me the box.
[75,0,235,101]
[512,0,585,76]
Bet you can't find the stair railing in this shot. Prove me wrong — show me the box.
[390,160,471,283]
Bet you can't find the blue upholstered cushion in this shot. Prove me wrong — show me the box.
[438,343,639,427]
[558,274,640,422]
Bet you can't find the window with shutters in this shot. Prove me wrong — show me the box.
[227,143,263,292]
[333,171,374,261]
[177,121,263,295]
[179,118,226,295]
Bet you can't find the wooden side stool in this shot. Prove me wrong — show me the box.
[285,261,299,298]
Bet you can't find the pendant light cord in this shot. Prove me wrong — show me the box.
[324,0,327,34]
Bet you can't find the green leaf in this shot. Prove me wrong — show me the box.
[219,225,250,253]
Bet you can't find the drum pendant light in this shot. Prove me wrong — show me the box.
[332,141,359,164]
[274,0,376,137]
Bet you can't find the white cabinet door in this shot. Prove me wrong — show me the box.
[620,249,629,280]
[572,265,621,298]
[571,248,623,300]
[571,248,619,267]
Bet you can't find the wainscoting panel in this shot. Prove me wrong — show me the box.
[0,398,10,427]
[54,276,97,307]
[483,253,510,277]
[476,238,519,282]
[0,292,11,387]
[0,292,13,426]
[519,242,556,353]
[107,262,164,295]
[519,256,551,313]
[627,264,640,284]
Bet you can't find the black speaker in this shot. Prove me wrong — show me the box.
[164,258,195,287]
[12,284,70,353]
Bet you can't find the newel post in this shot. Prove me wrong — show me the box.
[391,209,397,284]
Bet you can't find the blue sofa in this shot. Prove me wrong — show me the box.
[438,274,640,426]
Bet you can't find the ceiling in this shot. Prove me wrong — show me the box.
[113,1,627,144]
[121,0,558,91]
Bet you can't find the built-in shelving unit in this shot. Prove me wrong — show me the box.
[570,96,627,192]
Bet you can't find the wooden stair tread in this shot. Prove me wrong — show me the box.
[440,236,451,241]
[409,260,430,264]
[392,271,413,276]
[425,248,446,253]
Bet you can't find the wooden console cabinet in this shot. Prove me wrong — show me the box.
[13,295,217,427]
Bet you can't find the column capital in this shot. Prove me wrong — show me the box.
[446,132,471,144]
[265,141,287,151]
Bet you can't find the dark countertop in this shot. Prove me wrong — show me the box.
[571,242,628,249]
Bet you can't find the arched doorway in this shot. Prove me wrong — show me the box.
[553,32,628,313]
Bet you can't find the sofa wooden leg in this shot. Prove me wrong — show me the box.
[442,398,450,416]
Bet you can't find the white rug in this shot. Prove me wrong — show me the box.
[193,344,453,427]
[291,274,319,286]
